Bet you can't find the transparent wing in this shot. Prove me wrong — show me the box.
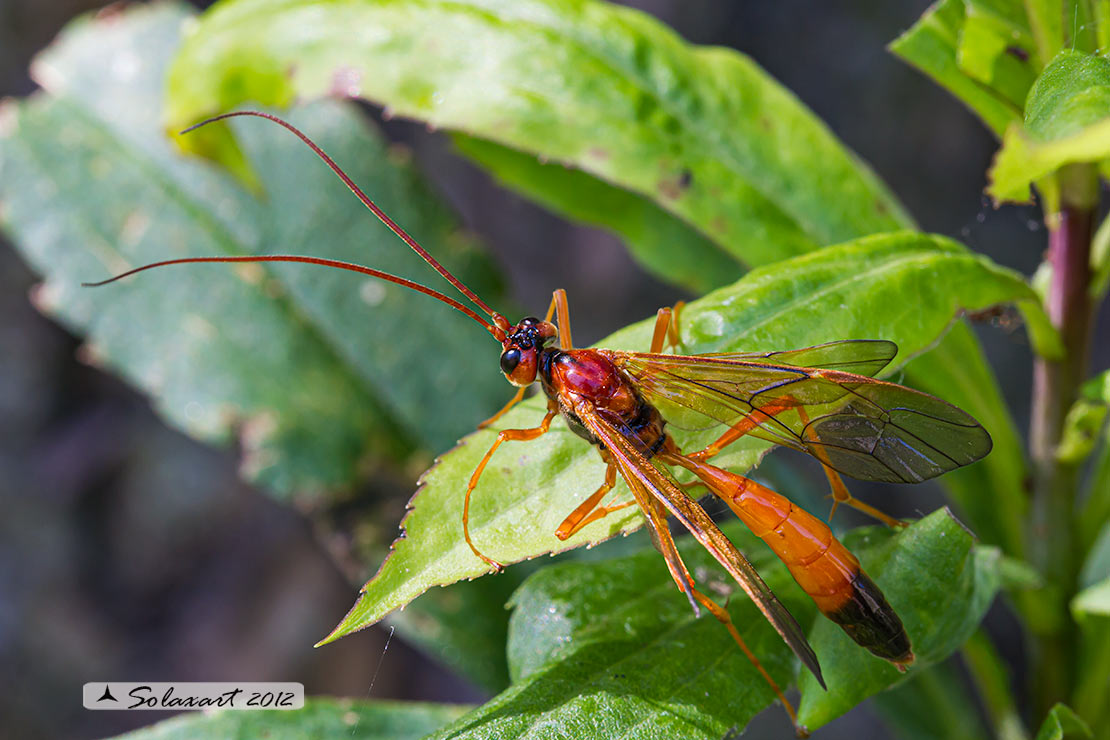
[700,339,897,377]
[605,341,992,484]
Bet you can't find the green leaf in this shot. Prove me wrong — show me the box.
[1058,370,1109,464]
[502,521,786,685]
[0,3,506,496]
[1069,528,1110,732]
[998,554,1044,590]
[1082,426,1110,550]
[1072,578,1110,617]
[387,562,539,693]
[425,511,996,739]
[451,134,744,294]
[870,658,989,740]
[1065,568,1110,736]
[165,0,911,269]
[989,50,1110,203]
[890,0,1023,138]
[323,231,1047,643]
[902,321,1029,558]
[1025,0,1099,62]
[1092,210,1110,297]
[1081,521,1110,589]
[958,0,1040,105]
[1033,704,1093,740]
[110,697,470,740]
[660,231,1057,362]
[1025,52,1110,140]
[961,629,1030,740]
[1071,575,1110,729]
[1083,368,1110,403]
[1069,372,1110,549]
[796,510,1001,727]
[435,526,799,740]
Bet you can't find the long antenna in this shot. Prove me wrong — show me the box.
[181,111,501,322]
[83,255,505,340]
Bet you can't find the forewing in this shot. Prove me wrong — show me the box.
[796,376,993,483]
[607,347,992,484]
[702,339,897,378]
[572,400,825,686]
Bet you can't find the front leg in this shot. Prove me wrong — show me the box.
[477,386,527,429]
[463,404,558,571]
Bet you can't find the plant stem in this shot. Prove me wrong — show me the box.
[1028,164,1097,717]
[963,630,1029,740]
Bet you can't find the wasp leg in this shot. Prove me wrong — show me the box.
[463,406,557,571]
[478,386,527,429]
[643,494,805,736]
[683,397,906,529]
[691,589,807,735]
[685,396,800,463]
[819,459,905,528]
[649,301,687,354]
[551,289,573,350]
[793,406,906,529]
[555,459,637,540]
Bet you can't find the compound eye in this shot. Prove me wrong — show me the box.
[500,349,522,375]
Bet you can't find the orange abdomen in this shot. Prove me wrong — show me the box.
[668,455,913,666]
[727,476,858,613]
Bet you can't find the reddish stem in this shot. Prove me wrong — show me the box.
[1028,175,1096,716]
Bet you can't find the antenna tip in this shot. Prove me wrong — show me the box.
[178,110,271,137]
[178,120,207,136]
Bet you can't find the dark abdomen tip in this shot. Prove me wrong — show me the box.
[825,570,913,665]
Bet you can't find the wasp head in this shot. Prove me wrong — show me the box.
[499,316,558,386]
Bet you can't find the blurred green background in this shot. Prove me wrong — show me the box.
[1,1,1105,738]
